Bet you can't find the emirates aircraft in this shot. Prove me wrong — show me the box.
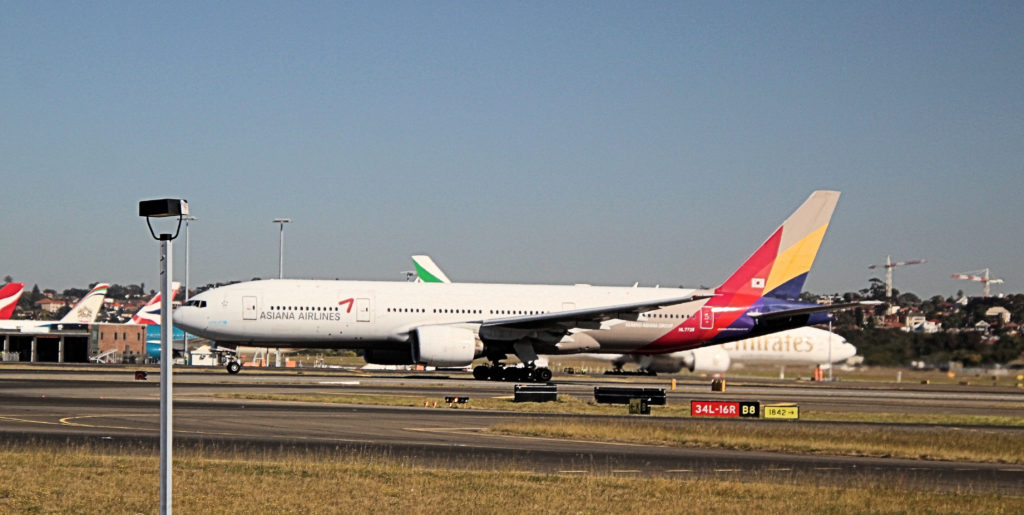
[176,191,866,381]
[0,283,26,319]
[601,326,856,375]
[0,283,109,333]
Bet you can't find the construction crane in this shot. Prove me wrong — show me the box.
[952,268,1004,297]
[868,255,927,299]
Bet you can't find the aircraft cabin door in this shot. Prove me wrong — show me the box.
[242,296,258,320]
[699,306,714,330]
[356,298,371,322]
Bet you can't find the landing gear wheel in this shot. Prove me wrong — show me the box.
[488,366,505,381]
[226,361,242,374]
[502,367,520,382]
[473,365,490,380]
[533,367,552,383]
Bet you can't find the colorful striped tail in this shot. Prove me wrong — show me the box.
[715,191,839,301]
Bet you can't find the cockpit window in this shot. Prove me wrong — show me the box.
[185,300,207,308]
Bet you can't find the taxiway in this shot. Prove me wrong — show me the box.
[1,365,1022,495]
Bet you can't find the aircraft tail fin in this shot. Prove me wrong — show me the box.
[412,255,452,283]
[715,191,839,301]
[0,282,26,319]
[130,282,181,325]
[60,283,110,323]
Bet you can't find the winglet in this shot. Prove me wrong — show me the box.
[716,191,839,301]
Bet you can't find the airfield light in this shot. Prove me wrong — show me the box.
[183,215,196,365]
[138,198,188,515]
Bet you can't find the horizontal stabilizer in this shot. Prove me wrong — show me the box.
[748,300,882,320]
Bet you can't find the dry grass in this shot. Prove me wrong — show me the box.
[219,391,646,415]
[0,444,1020,514]
[489,418,1024,464]
[217,392,1024,427]
[219,392,1023,464]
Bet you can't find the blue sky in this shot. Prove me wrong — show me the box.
[2,2,1022,299]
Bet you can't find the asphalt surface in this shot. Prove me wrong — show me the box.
[1,365,1023,495]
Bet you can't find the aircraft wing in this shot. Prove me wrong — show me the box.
[747,300,883,320]
[477,292,709,332]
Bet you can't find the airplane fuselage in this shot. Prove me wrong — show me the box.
[175,278,832,359]
[175,279,714,354]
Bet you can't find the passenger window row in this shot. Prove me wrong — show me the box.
[269,305,340,312]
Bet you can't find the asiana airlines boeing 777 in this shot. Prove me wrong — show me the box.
[175,191,869,381]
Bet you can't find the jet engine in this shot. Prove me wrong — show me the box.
[412,326,481,367]
[635,354,687,373]
[681,346,731,374]
[364,348,415,365]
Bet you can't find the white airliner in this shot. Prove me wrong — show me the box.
[0,283,26,319]
[409,257,857,378]
[598,326,856,375]
[176,191,869,381]
[0,283,109,333]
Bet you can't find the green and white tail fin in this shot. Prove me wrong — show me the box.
[412,255,452,283]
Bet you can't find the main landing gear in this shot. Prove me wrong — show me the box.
[604,366,657,376]
[473,363,552,383]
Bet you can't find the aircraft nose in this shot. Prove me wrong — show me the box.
[173,305,199,332]
[838,342,857,360]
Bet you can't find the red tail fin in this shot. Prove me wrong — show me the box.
[0,283,26,319]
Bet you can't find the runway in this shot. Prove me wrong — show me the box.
[1,365,1023,495]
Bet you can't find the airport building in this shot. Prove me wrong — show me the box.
[0,323,146,364]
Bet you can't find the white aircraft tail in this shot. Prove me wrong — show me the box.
[59,283,109,323]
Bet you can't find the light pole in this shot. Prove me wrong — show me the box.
[139,198,189,515]
[182,215,196,364]
[828,319,833,382]
[273,218,291,279]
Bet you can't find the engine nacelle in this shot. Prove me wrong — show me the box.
[640,354,687,373]
[412,326,480,367]
[364,348,414,365]
[682,346,731,374]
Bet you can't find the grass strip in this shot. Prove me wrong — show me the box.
[215,393,1023,463]
[0,444,1019,514]
[489,418,1024,464]
[216,392,1024,427]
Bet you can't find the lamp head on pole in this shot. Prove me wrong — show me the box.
[139,198,189,241]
